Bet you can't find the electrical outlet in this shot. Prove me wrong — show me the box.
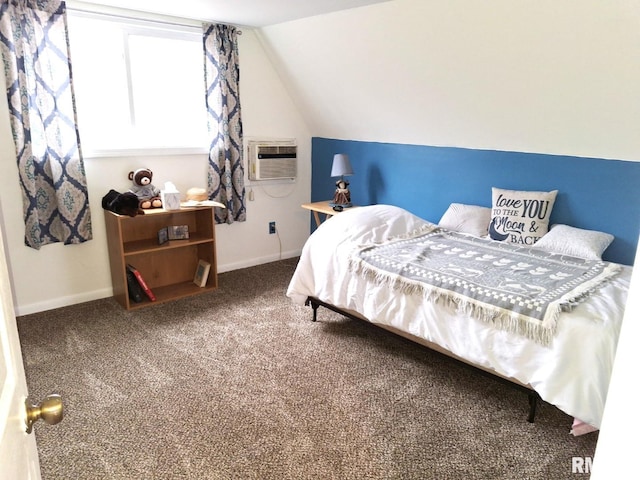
[269,221,276,234]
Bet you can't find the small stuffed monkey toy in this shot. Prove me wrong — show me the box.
[333,179,351,206]
[129,168,162,209]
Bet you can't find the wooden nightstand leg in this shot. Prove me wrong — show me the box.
[312,211,322,228]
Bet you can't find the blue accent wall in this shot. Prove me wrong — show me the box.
[311,137,640,266]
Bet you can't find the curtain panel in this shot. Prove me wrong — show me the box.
[203,23,246,224]
[0,0,92,249]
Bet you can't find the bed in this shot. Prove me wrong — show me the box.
[286,203,631,434]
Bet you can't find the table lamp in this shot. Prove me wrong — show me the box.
[329,154,354,208]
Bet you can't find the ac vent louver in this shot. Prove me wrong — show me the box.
[248,141,297,180]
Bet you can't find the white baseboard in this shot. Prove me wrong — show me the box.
[217,249,301,273]
[15,287,114,317]
[15,250,302,316]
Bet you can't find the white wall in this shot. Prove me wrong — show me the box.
[0,29,312,315]
[592,237,640,478]
[258,0,640,162]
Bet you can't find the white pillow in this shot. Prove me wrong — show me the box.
[533,224,614,260]
[489,187,557,245]
[438,203,492,237]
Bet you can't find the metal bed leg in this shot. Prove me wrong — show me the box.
[305,297,319,322]
[527,391,539,423]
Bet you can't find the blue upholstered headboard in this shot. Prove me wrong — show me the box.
[311,138,640,266]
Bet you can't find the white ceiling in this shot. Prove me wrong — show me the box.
[73,0,392,27]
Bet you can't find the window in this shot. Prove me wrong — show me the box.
[67,12,208,155]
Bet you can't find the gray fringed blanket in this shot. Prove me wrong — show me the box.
[350,226,621,345]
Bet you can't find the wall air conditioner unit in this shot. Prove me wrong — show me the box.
[248,140,297,181]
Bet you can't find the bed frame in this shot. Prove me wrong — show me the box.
[305,296,541,423]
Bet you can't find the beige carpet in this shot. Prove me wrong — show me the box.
[17,259,597,479]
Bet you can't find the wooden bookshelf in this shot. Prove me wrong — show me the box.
[104,206,217,310]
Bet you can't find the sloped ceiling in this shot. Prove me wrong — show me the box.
[71,0,392,26]
[257,0,639,161]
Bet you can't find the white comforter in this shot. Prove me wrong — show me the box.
[287,205,631,429]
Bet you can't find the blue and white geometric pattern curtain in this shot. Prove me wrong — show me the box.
[0,0,92,249]
[203,23,245,224]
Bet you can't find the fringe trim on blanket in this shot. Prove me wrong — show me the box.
[348,254,621,347]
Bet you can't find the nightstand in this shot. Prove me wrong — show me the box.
[301,200,357,228]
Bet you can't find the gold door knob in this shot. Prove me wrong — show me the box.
[25,394,64,434]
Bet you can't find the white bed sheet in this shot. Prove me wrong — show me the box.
[287,204,632,429]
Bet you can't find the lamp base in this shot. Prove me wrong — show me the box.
[329,202,353,208]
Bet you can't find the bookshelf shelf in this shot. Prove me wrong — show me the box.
[124,282,218,310]
[104,206,218,310]
[123,234,213,256]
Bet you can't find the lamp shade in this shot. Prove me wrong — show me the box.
[331,154,353,177]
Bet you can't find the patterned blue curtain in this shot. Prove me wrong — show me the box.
[203,23,246,224]
[0,0,92,249]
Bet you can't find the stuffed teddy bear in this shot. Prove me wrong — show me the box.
[128,168,162,209]
[101,189,144,217]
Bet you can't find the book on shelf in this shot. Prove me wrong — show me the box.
[126,264,156,301]
[193,260,211,287]
[125,268,144,303]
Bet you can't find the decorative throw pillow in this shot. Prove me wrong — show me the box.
[489,187,558,245]
[533,224,614,260]
[438,203,492,237]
